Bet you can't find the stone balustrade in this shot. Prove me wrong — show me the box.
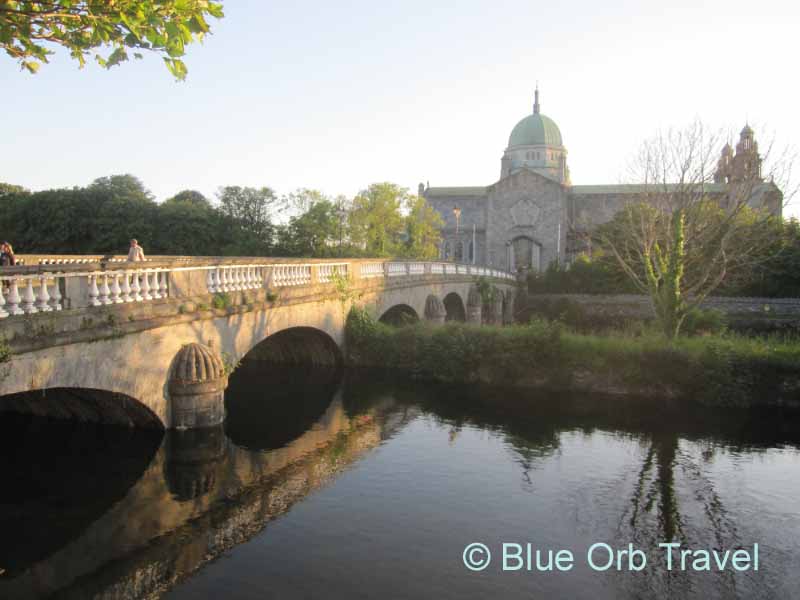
[0,257,515,320]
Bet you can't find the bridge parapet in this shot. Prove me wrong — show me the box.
[0,257,515,319]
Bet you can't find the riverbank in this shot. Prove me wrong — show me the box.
[345,307,800,409]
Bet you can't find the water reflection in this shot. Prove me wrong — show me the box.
[0,370,798,599]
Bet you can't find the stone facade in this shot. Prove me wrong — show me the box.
[422,92,782,272]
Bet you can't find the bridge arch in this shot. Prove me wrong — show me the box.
[443,292,466,322]
[243,326,342,368]
[378,304,419,327]
[225,327,343,451]
[0,387,163,429]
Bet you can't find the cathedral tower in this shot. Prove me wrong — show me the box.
[500,87,570,184]
[714,124,763,184]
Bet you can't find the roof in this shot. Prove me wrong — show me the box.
[508,113,563,148]
[425,186,487,197]
[569,183,730,195]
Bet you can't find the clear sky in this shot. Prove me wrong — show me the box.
[2,0,798,216]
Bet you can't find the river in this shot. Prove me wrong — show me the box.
[1,363,799,599]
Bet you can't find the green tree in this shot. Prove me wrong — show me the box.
[216,186,278,255]
[0,182,29,198]
[89,174,155,202]
[279,199,340,257]
[164,189,211,208]
[151,199,222,255]
[0,0,224,79]
[402,195,443,259]
[348,183,406,256]
[595,123,789,338]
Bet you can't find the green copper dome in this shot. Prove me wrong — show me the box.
[508,113,563,148]
[507,88,563,148]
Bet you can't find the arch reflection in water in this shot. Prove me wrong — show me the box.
[225,326,344,452]
[0,367,394,599]
[0,387,163,428]
[0,413,162,577]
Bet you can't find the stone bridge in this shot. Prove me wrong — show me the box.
[0,256,517,429]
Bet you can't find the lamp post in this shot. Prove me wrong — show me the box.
[337,206,346,256]
[452,206,462,262]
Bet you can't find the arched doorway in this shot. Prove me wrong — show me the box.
[510,236,541,272]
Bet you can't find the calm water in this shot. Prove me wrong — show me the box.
[1,364,799,599]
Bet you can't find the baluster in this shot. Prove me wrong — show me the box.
[219,267,228,292]
[246,266,255,289]
[36,275,52,311]
[49,277,62,311]
[120,272,133,302]
[109,272,123,303]
[22,279,38,313]
[151,271,162,299]
[98,274,111,305]
[131,271,142,301]
[88,275,101,307]
[141,270,152,300]
[159,271,169,298]
[234,267,243,290]
[6,279,23,315]
[206,269,216,293]
[0,282,6,318]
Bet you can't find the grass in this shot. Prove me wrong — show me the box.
[345,306,800,408]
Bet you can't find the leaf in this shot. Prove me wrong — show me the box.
[21,60,40,74]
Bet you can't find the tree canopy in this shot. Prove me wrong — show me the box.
[0,0,224,79]
[0,176,443,261]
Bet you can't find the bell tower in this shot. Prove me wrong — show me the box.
[714,124,763,184]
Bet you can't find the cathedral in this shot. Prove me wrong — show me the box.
[420,90,782,272]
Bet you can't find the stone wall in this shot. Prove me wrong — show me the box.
[528,293,800,328]
[486,169,566,269]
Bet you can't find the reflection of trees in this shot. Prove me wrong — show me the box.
[617,429,744,598]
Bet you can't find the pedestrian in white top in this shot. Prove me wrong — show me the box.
[127,239,145,262]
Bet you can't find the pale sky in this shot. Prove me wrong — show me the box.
[2,0,798,216]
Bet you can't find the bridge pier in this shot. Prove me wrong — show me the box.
[467,286,482,324]
[168,343,228,429]
[424,294,446,324]
[503,290,516,325]
[489,293,504,325]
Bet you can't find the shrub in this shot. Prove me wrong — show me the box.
[212,292,231,310]
[345,306,800,407]
[682,308,727,336]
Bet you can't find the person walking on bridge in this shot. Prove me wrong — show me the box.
[127,239,145,262]
[0,242,16,266]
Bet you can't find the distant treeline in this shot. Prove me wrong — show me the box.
[0,175,443,259]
